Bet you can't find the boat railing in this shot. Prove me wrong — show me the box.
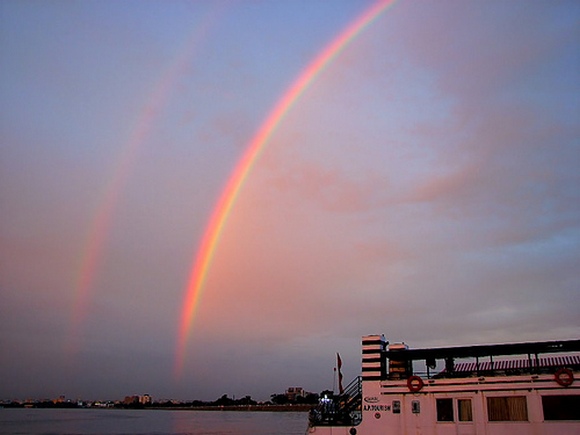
[386,339,580,380]
[308,376,362,427]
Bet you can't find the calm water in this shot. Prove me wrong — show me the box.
[0,409,309,435]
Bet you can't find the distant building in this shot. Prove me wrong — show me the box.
[123,394,152,405]
[139,394,152,405]
[285,387,305,401]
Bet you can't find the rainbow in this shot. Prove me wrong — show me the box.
[67,5,226,355]
[175,0,397,375]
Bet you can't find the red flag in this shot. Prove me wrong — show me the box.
[337,353,344,394]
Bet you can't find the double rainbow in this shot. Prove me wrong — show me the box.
[175,0,396,375]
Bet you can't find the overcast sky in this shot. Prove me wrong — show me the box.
[1,0,579,402]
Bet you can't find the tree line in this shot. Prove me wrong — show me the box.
[2,389,335,409]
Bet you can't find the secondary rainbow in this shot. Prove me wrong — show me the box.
[175,0,397,375]
[67,5,225,356]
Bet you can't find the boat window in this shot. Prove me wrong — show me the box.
[458,399,472,422]
[542,395,580,420]
[487,396,528,421]
[436,398,454,422]
[392,400,400,414]
[412,400,420,414]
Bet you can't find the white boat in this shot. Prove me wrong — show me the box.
[308,334,580,434]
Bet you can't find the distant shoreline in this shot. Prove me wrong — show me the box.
[152,404,312,412]
[1,403,315,412]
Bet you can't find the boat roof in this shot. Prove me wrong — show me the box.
[385,339,580,362]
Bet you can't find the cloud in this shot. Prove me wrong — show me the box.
[262,157,389,213]
[1,0,579,402]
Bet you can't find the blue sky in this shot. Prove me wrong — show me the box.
[1,0,579,402]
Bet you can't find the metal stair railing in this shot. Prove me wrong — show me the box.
[339,376,362,424]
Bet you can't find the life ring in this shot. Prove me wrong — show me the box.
[554,368,574,387]
[407,375,424,392]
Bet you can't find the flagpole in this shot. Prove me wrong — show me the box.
[332,366,337,394]
[336,352,344,395]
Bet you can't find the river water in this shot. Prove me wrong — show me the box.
[0,408,309,435]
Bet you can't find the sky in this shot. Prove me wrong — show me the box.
[1,0,579,402]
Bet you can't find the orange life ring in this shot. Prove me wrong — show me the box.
[554,368,574,387]
[407,375,424,392]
